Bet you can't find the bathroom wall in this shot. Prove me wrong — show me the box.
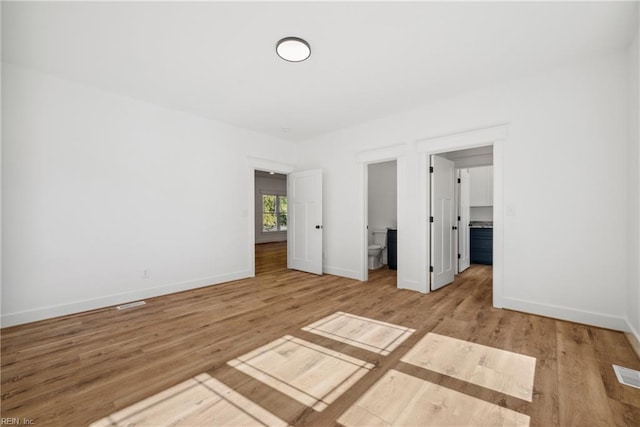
[368,160,397,242]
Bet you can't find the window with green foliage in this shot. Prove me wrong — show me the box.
[262,194,287,232]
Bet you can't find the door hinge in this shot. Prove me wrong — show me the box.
[458,253,461,259]
[458,215,461,221]
[430,266,434,272]
[429,166,434,173]
[429,216,434,223]
[457,178,461,183]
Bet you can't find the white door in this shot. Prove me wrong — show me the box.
[287,169,323,275]
[458,168,471,273]
[431,155,455,290]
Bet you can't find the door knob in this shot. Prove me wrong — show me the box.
[315,225,323,229]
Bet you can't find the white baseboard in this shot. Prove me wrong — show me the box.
[323,265,361,281]
[0,270,251,328]
[255,235,287,244]
[625,321,640,359]
[502,296,628,331]
[398,278,424,293]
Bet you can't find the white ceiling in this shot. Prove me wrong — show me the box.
[2,1,638,141]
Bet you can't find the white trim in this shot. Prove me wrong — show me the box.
[359,163,368,281]
[416,124,509,152]
[255,231,287,244]
[417,124,507,307]
[356,142,408,164]
[398,278,422,291]
[502,296,629,331]
[395,154,411,290]
[625,322,640,359]
[0,270,251,328]
[247,157,295,277]
[247,156,295,175]
[323,266,361,281]
[492,139,505,308]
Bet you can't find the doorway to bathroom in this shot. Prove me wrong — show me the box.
[254,170,288,275]
[366,160,398,285]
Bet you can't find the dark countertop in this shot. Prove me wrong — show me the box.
[469,221,493,228]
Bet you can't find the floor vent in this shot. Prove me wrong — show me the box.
[613,364,640,389]
[116,301,146,310]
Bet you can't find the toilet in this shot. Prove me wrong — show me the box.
[368,230,387,270]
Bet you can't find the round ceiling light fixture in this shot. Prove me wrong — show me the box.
[276,37,311,62]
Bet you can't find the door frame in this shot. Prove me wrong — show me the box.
[247,157,295,277]
[357,143,408,285]
[416,125,507,308]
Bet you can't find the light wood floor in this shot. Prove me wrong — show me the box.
[2,242,640,426]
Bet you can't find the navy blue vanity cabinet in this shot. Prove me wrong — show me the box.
[387,229,397,270]
[470,228,493,265]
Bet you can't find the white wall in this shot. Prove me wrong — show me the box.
[255,174,287,243]
[470,207,493,222]
[2,46,636,336]
[627,26,640,339]
[296,50,630,330]
[1,63,294,326]
[368,161,397,238]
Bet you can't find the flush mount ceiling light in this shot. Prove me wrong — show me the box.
[276,37,311,62]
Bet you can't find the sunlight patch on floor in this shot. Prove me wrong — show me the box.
[302,311,415,355]
[228,335,374,411]
[338,369,530,427]
[401,333,536,401]
[90,373,288,427]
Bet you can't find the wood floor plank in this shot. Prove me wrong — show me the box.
[2,244,639,426]
[338,369,530,427]
[609,397,640,427]
[519,315,560,427]
[556,322,617,426]
[401,332,536,402]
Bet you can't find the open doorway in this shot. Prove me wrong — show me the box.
[430,145,494,291]
[366,160,398,284]
[254,170,288,275]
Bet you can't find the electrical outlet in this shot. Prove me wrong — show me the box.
[143,268,150,279]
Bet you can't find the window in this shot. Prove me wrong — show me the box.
[263,194,287,232]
